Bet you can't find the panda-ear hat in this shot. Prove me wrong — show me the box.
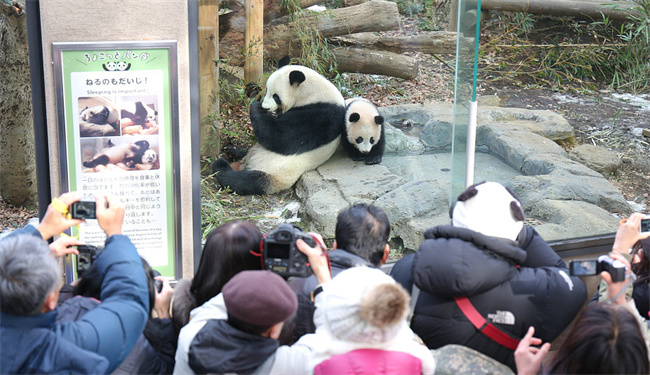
[451,181,525,242]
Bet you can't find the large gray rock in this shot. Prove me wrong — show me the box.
[294,104,631,252]
[431,345,514,375]
[478,106,575,144]
[523,199,620,241]
[569,144,621,177]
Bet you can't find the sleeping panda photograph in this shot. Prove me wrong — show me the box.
[118,96,159,136]
[342,97,385,165]
[81,137,159,173]
[212,55,346,195]
[78,96,120,137]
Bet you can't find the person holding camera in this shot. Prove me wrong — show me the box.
[390,181,588,371]
[173,232,332,374]
[0,192,149,374]
[590,213,650,320]
[288,203,391,343]
[516,230,650,374]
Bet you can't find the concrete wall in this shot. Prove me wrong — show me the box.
[39,0,196,278]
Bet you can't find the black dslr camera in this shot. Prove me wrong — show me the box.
[77,244,101,277]
[262,224,316,278]
[569,255,626,282]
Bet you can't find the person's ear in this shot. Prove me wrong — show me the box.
[265,322,285,340]
[380,244,390,265]
[41,289,60,313]
[333,240,337,250]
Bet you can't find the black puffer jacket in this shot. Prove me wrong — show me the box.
[390,225,587,370]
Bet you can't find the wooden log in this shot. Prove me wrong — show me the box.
[331,31,458,55]
[198,0,220,158]
[472,0,640,21]
[245,0,264,83]
[333,48,419,80]
[257,0,401,62]
[263,0,327,22]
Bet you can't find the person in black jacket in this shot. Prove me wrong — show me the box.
[287,203,391,343]
[390,181,587,371]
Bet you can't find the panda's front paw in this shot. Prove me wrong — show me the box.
[365,156,382,165]
[212,158,233,173]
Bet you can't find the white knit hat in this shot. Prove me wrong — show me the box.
[318,266,409,344]
[452,181,525,242]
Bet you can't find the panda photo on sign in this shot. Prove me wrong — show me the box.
[78,97,120,137]
[342,97,385,165]
[212,56,346,195]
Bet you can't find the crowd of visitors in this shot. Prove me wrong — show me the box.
[2,182,650,374]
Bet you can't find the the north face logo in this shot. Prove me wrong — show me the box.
[488,310,515,325]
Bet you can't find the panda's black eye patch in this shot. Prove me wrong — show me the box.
[370,137,375,144]
[349,113,360,122]
[273,94,282,106]
[355,137,363,144]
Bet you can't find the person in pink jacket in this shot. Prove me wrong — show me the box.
[310,266,436,375]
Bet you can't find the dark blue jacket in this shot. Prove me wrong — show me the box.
[390,225,587,371]
[0,225,149,374]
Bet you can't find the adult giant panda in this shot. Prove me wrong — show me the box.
[342,97,385,165]
[212,56,345,195]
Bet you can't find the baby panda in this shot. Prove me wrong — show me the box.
[342,97,385,165]
[80,105,119,126]
[212,56,345,195]
[83,139,150,169]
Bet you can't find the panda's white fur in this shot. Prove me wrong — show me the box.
[213,58,346,195]
[342,97,385,165]
[262,65,344,116]
[245,140,340,194]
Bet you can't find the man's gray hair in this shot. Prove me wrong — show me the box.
[0,234,60,316]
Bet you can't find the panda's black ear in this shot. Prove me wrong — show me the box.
[349,113,360,122]
[375,115,384,125]
[289,70,306,86]
[135,140,150,150]
[278,55,291,68]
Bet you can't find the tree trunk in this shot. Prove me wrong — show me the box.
[263,0,327,22]
[0,1,38,206]
[474,0,640,21]
[332,31,459,54]
[333,48,419,80]
[221,0,401,65]
[198,0,220,158]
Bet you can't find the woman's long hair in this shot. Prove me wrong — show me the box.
[190,221,263,307]
[546,303,649,374]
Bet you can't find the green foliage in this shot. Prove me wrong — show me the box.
[200,171,268,239]
[481,4,649,94]
[282,0,339,78]
[605,0,650,93]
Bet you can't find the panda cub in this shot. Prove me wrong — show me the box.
[212,56,345,195]
[342,97,385,165]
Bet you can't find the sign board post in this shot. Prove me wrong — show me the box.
[52,42,182,278]
[27,0,201,281]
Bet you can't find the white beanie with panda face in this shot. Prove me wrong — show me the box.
[452,181,525,242]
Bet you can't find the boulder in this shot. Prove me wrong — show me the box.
[568,144,620,177]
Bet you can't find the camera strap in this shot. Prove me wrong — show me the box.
[454,296,521,350]
[250,235,265,270]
